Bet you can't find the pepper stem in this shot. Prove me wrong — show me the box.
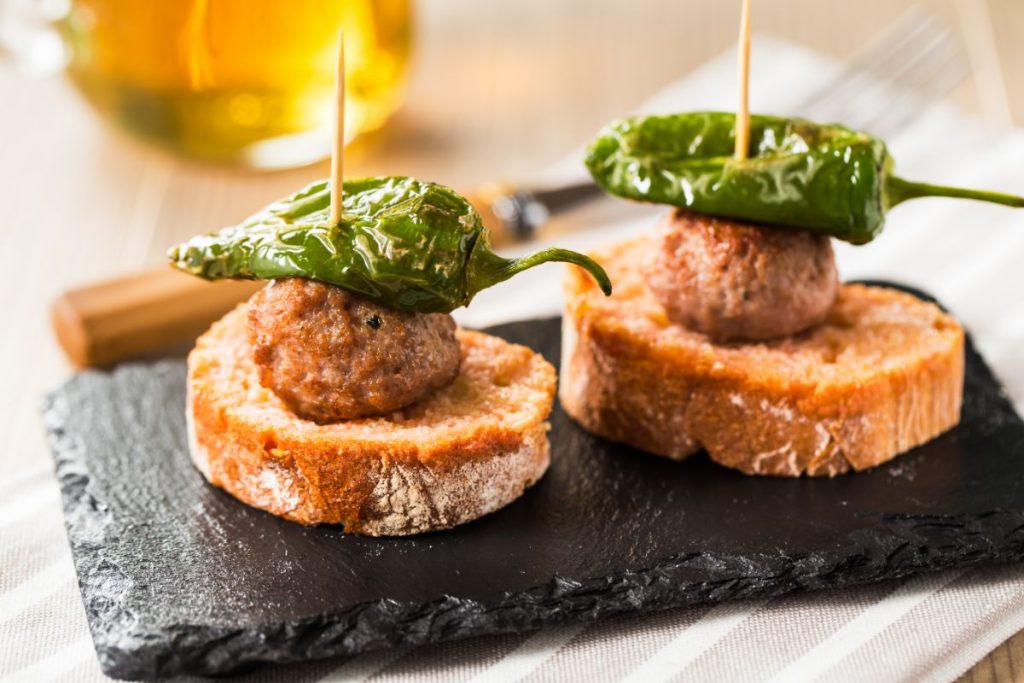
[474,247,612,297]
[885,175,1024,210]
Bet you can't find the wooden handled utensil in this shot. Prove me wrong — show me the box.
[51,270,262,368]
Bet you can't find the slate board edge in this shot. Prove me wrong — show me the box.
[40,279,1024,680]
[42,371,1024,680]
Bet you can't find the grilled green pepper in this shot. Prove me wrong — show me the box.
[169,175,611,313]
[585,112,1024,244]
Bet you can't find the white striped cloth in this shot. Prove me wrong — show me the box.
[3,40,1024,682]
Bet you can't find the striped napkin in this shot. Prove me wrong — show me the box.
[3,39,1024,682]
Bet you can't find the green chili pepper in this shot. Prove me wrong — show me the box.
[168,176,611,313]
[585,112,1024,244]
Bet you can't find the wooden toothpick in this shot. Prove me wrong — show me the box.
[328,31,346,227]
[734,0,752,160]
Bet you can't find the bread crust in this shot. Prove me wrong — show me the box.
[188,305,555,535]
[561,237,965,477]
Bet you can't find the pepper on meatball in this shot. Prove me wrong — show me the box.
[247,278,461,422]
[644,210,838,341]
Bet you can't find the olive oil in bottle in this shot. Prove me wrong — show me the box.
[60,0,412,167]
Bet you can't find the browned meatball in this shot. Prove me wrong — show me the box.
[644,210,838,341]
[247,278,460,422]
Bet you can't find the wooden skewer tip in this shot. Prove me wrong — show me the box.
[735,0,752,161]
[329,30,346,227]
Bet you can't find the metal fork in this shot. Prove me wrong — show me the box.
[793,5,970,137]
[486,5,969,242]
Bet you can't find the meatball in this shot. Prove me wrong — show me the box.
[644,210,838,341]
[247,278,460,422]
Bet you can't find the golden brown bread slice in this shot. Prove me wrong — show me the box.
[560,236,965,477]
[187,304,556,535]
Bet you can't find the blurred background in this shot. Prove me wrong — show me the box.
[2,0,1021,242]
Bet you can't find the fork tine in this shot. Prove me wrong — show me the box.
[791,4,969,138]
[862,44,971,137]
[844,7,939,76]
[846,31,955,123]
[846,23,967,135]
[791,5,956,124]
[793,10,941,115]
[887,29,957,86]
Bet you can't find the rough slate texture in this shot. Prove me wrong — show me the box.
[43,285,1024,680]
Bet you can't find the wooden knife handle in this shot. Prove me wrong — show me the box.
[51,268,262,368]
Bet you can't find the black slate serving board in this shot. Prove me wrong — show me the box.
[43,284,1024,680]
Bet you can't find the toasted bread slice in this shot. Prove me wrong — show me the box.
[187,305,556,535]
[561,237,965,477]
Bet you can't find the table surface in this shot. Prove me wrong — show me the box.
[1,1,1022,680]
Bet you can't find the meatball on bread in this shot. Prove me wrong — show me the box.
[189,303,555,535]
[171,176,611,534]
[561,232,963,477]
[247,280,461,423]
[564,110,1022,477]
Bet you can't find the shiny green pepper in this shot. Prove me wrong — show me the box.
[169,176,611,313]
[585,112,1024,244]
